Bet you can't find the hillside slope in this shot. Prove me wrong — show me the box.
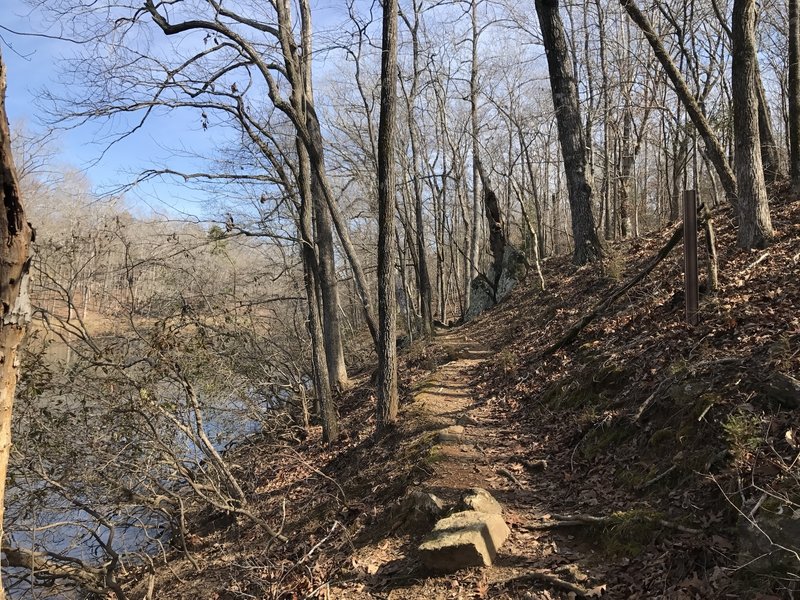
[135,193,799,599]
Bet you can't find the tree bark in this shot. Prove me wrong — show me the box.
[0,50,35,598]
[535,0,603,265]
[595,0,613,241]
[376,0,399,429]
[305,106,379,347]
[732,0,774,248]
[296,0,348,391]
[618,108,634,238]
[621,0,738,206]
[790,0,800,195]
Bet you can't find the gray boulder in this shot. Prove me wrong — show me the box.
[392,490,445,533]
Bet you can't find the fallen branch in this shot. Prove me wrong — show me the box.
[523,512,701,535]
[522,570,595,596]
[543,209,707,356]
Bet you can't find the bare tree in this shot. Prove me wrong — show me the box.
[621,0,738,206]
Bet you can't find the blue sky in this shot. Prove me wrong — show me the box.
[3,0,230,218]
[1,1,348,218]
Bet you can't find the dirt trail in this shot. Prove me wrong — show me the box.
[410,330,495,499]
[339,328,605,599]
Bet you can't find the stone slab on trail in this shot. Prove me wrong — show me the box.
[418,510,511,571]
[437,425,465,443]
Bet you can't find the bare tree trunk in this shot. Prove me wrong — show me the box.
[535,0,603,265]
[468,0,481,299]
[304,108,379,347]
[732,0,774,248]
[0,51,35,597]
[376,0,399,430]
[755,68,782,184]
[398,8,433,338]
[790,0,800,195]
[595,0,612,241]
[712,0,783,184]
[297,142,339,443]
[295,1,349,390]
[311,173,349,390]
[618,108,634,238]
[621,0,737,205]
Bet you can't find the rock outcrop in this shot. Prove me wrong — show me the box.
[465,245,527,322]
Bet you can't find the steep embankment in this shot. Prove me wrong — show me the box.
[136,193,799,599]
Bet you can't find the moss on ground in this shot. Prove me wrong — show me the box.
[595,509,665,557]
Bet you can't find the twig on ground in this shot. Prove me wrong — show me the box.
[498,466,524,488]
[638,464,677,490]
[521,570,594,596]
[744,252,770,272]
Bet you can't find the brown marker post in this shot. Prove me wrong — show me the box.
[683,190,699,325]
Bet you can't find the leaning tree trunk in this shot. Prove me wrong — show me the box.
[621,0,738,206]
[376,0,399,430]
[0,51,35,598]
[790,0,800,195]
[732,0,774,248]
[304,107,379,347]
[535,0,602,265]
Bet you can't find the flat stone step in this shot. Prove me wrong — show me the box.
[437,425,465,443]
[418,510,510,571]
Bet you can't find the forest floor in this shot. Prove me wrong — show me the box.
[136,190,800,600]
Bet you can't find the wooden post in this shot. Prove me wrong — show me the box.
[683,190,699,325]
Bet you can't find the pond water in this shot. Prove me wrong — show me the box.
[4,394,270,599]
